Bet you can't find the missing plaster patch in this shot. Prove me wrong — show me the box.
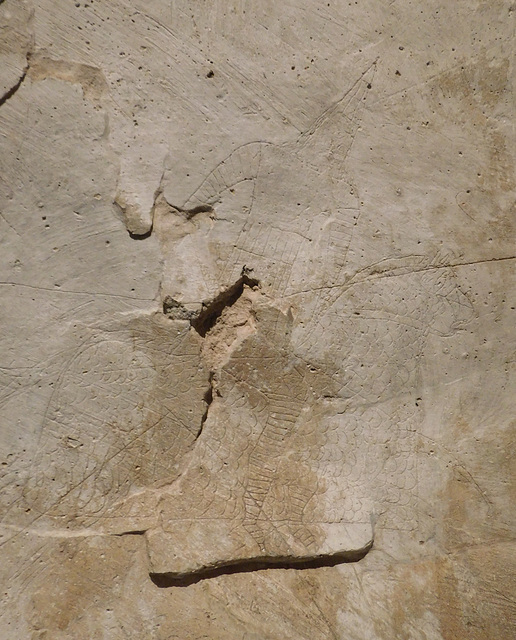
[164,270,260,337]
[191,271,259,337]
[162,271,260,439]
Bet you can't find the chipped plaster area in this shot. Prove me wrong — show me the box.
[1,0,516,638]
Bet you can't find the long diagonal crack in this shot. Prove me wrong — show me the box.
[0,63,28,108]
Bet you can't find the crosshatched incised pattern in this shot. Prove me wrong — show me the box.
[150,258,473,575]
[4,61,475,579]
[20,315,209,529]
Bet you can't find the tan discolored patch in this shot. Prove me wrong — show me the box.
[28,537,139,636]
[27,53,109,104]
[199,285,259,373]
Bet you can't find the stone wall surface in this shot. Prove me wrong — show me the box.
[0,1,515,638]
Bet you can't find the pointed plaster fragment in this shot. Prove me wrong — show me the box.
[115,167,166,238]
[114,193,154,237]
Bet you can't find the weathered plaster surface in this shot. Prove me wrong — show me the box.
[0,0,515,638]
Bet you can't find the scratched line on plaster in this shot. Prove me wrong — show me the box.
[7,62,476,583]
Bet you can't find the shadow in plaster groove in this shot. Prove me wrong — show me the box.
[114,530,147,537]
[150,540,373,588]
[190,271,260,337]
[197,372,214,438]
[128,227,153,240]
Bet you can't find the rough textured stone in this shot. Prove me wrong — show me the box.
[1,0,515,638]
